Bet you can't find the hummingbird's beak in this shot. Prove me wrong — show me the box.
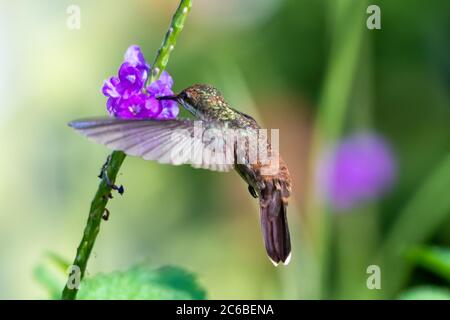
[156,94,179,102]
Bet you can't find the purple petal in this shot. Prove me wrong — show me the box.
[113,94,147,119]
[106,97,121,116]
[147,80,174,97]
[102,77,121,98]
[157,99,179,119]
[158,71,174,88]
[143,96,163,117]
[124,45,147,68]
[118,63,145,93]
[146,81,164,96]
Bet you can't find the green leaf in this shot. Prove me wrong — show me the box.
[45,251,70,272]
[34,252,71,299]
[77,265,207,300]
[33,264,65,300]
[379,152,450,295]
[407,246,450,283]
[399,286,450,300]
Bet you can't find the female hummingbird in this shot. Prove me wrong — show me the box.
[69,84,292,266]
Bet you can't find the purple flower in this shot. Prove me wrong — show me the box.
[318,133,396,211]
[124,45,148,68]
[118,63,146,97]
[101,45,178,119]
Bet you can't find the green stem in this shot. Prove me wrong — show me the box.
[148,0,192,85]
[61,0,193,300]
[303,0,366,298]
[61,151,125,300]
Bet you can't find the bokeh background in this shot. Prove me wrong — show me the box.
[0,0,449,299]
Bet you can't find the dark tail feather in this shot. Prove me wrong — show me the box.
[259,182,291,266]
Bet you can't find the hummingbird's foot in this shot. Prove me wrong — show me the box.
[111,183,125,195]
[103,172,124,195]
[98,155,111,179]
[102,208,110,221]
[98,156,125,195]
[248,185,258,198]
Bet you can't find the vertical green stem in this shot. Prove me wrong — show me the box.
[61,151,125,300]
[303,0,367,298]
[148,0,192,84]
[61,0,193,300]
[334,29,379,299]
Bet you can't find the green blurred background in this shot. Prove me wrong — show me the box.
[0,0,449,299]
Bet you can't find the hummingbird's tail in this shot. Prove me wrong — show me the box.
[259,178,291,266]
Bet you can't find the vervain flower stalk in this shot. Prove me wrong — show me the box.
[61,0,193,300]
[102,45,179,119]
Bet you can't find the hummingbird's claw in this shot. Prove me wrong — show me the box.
[112,184,124,195]
[98,155,111,179]
[248,185,258,198]
[98,155,125,196]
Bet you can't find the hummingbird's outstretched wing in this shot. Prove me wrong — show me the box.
[68,117,234,172]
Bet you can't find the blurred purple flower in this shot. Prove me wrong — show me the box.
[319,133,396,211]
[102,45,178,119]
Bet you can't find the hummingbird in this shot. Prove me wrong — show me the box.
[69,84,292,266]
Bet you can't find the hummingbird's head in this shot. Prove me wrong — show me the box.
[158,84,227,117]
